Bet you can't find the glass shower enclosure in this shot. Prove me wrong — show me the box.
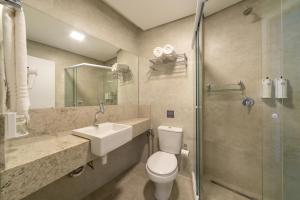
[194,0,300,199]
[65,63,118,107]
[193,0,205,199]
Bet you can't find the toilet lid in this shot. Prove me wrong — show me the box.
[147,151,177,175]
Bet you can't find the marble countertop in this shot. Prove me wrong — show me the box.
[0,117,150,200]
[4,132,89,171]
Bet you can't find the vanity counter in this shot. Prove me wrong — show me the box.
[0,117,150,200]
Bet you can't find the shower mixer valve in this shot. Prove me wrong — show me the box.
[242,97,255,107]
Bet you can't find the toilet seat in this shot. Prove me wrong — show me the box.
[146,151,178,184]
[146,151,177,176]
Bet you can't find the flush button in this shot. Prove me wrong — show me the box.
[167,110,175,118]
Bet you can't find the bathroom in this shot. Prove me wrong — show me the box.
[0,0,299,199]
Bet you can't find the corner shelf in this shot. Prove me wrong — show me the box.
[149,53,188,71]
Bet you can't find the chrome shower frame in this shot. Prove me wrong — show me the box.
[193,0,207,199]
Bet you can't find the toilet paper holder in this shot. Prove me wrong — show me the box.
[181,144,189,157]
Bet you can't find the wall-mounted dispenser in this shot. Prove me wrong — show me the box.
[275,76,288,99]
[261,77,272,98]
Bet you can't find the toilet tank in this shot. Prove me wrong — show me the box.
[158,126,183,154]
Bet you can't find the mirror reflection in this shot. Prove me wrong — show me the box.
[23,4,138,108]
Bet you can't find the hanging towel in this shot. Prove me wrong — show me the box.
[0,42,7,113]
[15,8,30,119]
[0,6,7,113]
[3,7,30,120]
[3,7,17,112]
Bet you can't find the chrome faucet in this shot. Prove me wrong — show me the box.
[94,102,105,126]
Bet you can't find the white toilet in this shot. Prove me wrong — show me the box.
[146,126,183,200]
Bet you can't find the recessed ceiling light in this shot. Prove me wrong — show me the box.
[70,31,85,41]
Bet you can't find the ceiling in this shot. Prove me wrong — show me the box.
[103,0,243,30]
[24,5,119,62]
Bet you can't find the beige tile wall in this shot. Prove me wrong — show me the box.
[202,0,292,198]
[203,0,263,198]
[27,105,141,136]
[138,16,196,177]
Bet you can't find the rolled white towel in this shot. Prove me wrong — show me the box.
[163,44,176,56]
[163,44,177,61]
[153,47,164,58]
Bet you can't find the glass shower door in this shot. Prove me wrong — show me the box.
[195,27,201,197]
[282,0,300,199]
[263,0,300,199]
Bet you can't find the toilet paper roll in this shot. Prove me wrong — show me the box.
[181,149,189,158]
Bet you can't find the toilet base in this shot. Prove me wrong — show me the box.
[154,181,174,200]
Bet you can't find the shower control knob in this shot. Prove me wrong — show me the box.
[242,97,255,107]
[272,113,279,119]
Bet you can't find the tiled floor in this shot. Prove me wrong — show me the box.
[83,163,249,200]
[82,163,194,200]
[202,178,249,200]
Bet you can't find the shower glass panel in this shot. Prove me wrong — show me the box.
[65,66,118,107]
[194,1,205,197]
[195,27,201,196]
[261,0,284,199]
[282,0,300,199]
[262,0,300,199]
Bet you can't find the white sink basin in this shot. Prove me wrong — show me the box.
[73,122,133,157]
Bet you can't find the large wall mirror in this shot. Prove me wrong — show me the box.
[23,4,139,108]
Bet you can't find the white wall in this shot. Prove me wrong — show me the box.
[28,56,55,109]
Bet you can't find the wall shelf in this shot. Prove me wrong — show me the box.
[206,81,245,92]
[149,53,188,70]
